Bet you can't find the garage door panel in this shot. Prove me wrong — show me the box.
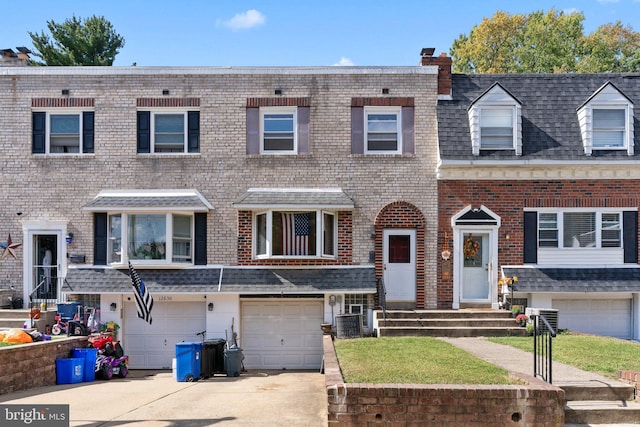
[553,298,631,339]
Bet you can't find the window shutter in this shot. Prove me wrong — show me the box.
[94,213,108,266]
[32,112,46,154]
[82,112,94,153]
[246,107,260,154]
[297,106,310,154]
[401,106,414,154]
[623,211,637,263]
[194,212,207,265]
[523,211,538,264]
[137,111,151,153]
[351,107,364,154]
[187,111,200,153]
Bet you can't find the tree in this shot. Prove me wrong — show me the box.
[29,15,124,66]
[451,9,640,73]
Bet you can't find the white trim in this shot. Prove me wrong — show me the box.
[150,111,189,154]
[364,106,402,155]
[259,106,298,155]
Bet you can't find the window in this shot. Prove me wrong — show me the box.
[137,111,199,154]
[364,107,402,154]
[537,211,621,249]
[592,108,626,149]
[480,107,514,149]
[32,111,94,154]
[107,213,193,264]
[261,108,297,153]
[345,294,373,328]
[254,210,336,258]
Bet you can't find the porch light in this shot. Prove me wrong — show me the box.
[110,302,117,311]
[208,302,214,311]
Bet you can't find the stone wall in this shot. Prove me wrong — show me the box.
[323,335,565,426]
[0,336,88,395]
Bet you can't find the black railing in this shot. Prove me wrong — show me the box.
[376,276,387,321]
[532,314,557,384]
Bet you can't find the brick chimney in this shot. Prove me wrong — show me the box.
[420,48,452,97]
[0,47,32,66]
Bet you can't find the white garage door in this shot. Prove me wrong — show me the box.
[241,299,323,370]
[553,299,632,339]
[124,301,206,369]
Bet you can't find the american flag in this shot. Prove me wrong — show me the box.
[281,213,310,255]
[129,261,153,324]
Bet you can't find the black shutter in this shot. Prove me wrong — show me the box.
[351,107,364,154]
[137,111,151,153]
[194,212,207,265]
[401,106,414,154]
[297,107,310,154]
[82,111,94,153]
[188,111,199,153]
[623,211,637,264]
[246,107,260,154]
[32,112,46,154]
[523,211,538,264]
[94,213,108,266]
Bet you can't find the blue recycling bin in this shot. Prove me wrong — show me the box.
[72,348,98,382]
[175,342,202,382]
[56,358,84,384]
[57,302,82,320]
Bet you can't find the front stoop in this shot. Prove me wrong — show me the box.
[564,400,640,425]
[375,309,529,337]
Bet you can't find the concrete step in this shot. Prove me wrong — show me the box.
[378,326,530,338]
[376,310,514,320]
[565,400,640,425]
[379,318,521,328]
[561,383,636,402]
[0,309,31,320]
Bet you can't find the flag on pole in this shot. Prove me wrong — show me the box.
[129,261,153,324]
[281,212,310,255]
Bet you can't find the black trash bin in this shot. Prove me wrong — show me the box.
[224,345,244,377]
[201,339,226,378]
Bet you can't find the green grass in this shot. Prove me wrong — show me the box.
[488,332,640,378]
[334,336,516,384]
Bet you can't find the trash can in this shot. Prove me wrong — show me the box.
[56,358,84,384]
[224,345,244,377]
[72,347,98,382]
[201,339,226,378]
[175,342,202,382]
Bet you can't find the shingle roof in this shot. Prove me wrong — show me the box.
[83,190,213,211]
[438,73,640,161]
[65,266,375,294]
[233,189,354,209]
[502,266,640,293]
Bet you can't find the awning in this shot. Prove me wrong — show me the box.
[502,266,640,293]
[233,188,354,210]
[83,189,213,212]
[65,266,375,295]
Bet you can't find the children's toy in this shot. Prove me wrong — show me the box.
[89,335,128,380]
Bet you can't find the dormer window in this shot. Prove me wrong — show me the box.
[577,82,634,156]
[468,83,522,156]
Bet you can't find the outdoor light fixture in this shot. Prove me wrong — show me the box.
[208,302,214,311]
[65,232,74,243]
[110,302,117,311]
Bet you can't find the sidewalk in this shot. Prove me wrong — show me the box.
[439,337,628,389]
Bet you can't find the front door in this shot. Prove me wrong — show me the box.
[461,232,490,301]
[32,234,59,300]
[383,229,416,304]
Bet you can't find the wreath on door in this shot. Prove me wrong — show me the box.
[463,236,480,259]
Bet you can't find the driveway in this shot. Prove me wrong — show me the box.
[0,370,328,426]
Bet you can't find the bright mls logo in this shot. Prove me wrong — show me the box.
[1,405,68,426]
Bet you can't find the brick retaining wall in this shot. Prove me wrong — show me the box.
[323,336,565,426]
[0,336,89,395]
[618,370,639,401]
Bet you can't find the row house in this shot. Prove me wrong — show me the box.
[0,50,444,369]
[437,73,640,340]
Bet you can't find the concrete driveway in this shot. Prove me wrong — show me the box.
[0,370,328,426]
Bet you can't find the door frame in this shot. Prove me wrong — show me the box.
[451,206,500,309]
[21,220,69,305]
[383,228,416,304]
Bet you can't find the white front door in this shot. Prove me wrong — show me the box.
[461,232,490,301]
[383,229,416,303]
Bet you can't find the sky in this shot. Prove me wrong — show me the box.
[1,0,640,67]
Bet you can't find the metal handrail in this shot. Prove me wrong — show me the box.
[377,276,387,321]
[532,314,557,384]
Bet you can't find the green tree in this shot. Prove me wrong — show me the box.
[451,9,640,73]
[29,15,124,66]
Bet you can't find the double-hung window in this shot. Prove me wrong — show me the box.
[137,110,200,154]
[480,107,514,149]
[592,108,626,149]
[32,111,94,154]
[254,210,336,258]
[107,213,193,264]
[364,107,402,154]
[260,107,297,153]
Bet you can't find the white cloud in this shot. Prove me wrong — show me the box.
[332,57,355,66]
[218,9,266,30]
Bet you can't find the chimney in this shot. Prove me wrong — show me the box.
[16,47,31,61]
[0,47,32,66]
[420,48,452,98]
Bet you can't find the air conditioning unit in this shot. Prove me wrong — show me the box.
[525,308,559,332]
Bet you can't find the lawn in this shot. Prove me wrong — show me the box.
[334,336,517,384]
[489,332,640,378]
